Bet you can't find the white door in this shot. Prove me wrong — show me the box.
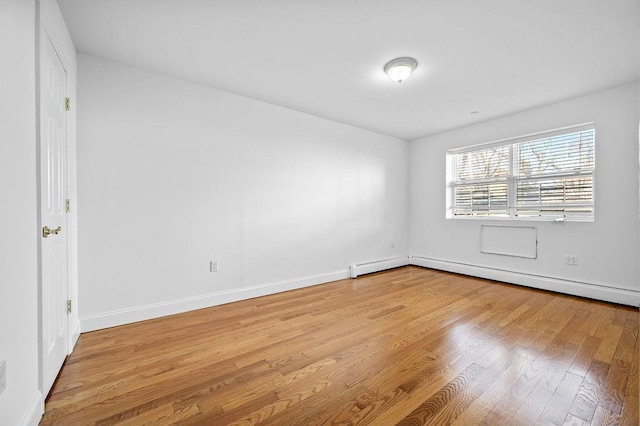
[40,30,69,397]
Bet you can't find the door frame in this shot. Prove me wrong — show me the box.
[36,0,79,397]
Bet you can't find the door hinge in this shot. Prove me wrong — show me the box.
[65,97,70,111]
[66,199,71,213]
[66,300,72,314]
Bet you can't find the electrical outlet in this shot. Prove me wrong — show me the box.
[210,260,218,272]
[391,241,395,249]
[565,255,578,266]
[0,359,6,395]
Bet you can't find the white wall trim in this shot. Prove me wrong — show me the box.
[20,391,44,426]
[81,252,637,332]
[410,255,639,307]
[349,256,410,278]
[81,270,350,332]
[69,317,81,352]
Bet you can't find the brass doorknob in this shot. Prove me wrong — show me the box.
[42,226,61,238]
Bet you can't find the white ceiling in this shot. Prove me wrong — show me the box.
[58,0,639,141]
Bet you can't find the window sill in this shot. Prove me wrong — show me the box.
[446,215,594,223]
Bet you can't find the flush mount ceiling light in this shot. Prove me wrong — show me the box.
[384,57,418,83]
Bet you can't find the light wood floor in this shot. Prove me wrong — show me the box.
[41,266,638,425]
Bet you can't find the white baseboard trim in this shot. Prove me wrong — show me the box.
[349,256,410,278]
[20,391,44,426]
[410,255,639,307]
[81,270,350,332]
[69,316,81,353]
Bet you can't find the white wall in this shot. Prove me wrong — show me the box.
[77,54,409,330]
[0,0,41,424]
[409,83,640,305]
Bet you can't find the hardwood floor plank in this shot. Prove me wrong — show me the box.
[568,335,602,378]
[181,390,279,426]
[620,321,639,426]
[599,317,636,415]
[261,383,366,426]
[365,336,507,426]
[507,319,584,424]
[118,402,202,426]
[449,347,533,425]
[568,360,611,423]
[40,266,638,426]
[591,405,621,426]
[324,387,408,425]
[593,310,625,364]
[483,352,547,424]
[538,372,585,425]
[425,349,513,425]
[563,413,592,426]
[396,363,485,425]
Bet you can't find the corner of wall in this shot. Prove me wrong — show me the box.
[20,392,44,426]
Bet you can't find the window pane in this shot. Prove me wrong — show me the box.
[456,145,509,181]
[454,182,508,216]
[515,130,594,177]
[516,176,592,206]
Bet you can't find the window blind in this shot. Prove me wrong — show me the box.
[448,126,595,220]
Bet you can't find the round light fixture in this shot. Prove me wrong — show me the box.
[384,57,418,83]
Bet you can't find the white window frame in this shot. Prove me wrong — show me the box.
[446,123,595,222]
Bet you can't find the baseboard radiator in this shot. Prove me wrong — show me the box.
[409,255,639,307]
[349,256,410,278]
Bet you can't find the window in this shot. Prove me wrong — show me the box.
[447,124,595,221]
